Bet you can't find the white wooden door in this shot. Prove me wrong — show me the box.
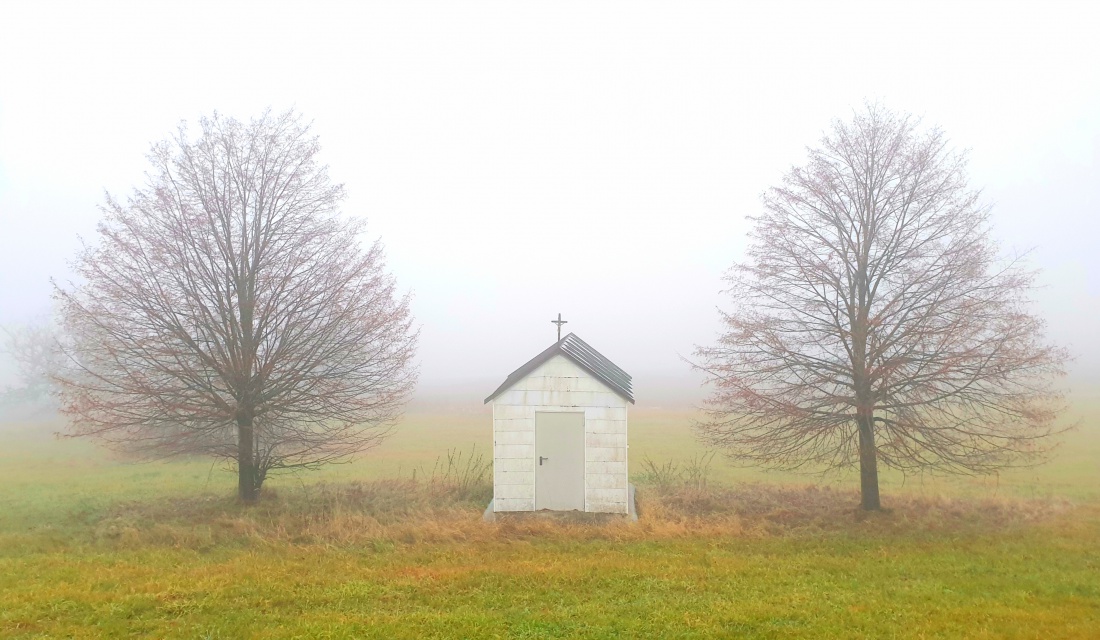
[535,411,585,511]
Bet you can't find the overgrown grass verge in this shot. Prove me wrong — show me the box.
[3,472,1078,559]
[638,482,1075,537]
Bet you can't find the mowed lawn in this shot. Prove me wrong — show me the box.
[1,398,1099,638]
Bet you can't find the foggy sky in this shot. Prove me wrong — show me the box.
[1,1,1098,404]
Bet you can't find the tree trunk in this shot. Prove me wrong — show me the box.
[857,409,881,510]
[237,413,258,503]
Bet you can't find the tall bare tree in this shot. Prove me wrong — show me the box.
[695,104,1068,510]
[54,110,418,501]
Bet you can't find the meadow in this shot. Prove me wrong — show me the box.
[1,399,1098,638]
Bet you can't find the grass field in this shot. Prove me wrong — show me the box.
[1,400,1098,638]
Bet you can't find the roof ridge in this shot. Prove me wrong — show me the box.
[484,333,634,404]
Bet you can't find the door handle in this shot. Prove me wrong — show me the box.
[539,456,549,466]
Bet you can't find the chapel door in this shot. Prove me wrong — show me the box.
[534,411,585,511]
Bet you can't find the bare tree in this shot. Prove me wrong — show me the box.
[0,317,63,410]
[694,104,1068,510]
[54,110,418,502]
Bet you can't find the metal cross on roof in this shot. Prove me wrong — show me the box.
[551,313,568,342]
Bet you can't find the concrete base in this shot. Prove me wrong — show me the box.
[482,488,638,522]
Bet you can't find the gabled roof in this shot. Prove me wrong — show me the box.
[484,333,634,404]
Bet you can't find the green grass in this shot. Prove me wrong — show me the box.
[4,523,1098,639]
[1,401,1099,638]
[629,403,1100,502]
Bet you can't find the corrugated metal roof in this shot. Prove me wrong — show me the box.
[484,333,634,404]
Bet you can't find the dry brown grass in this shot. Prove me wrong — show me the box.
[60,476,1076,554]
[637,482,1074,537]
